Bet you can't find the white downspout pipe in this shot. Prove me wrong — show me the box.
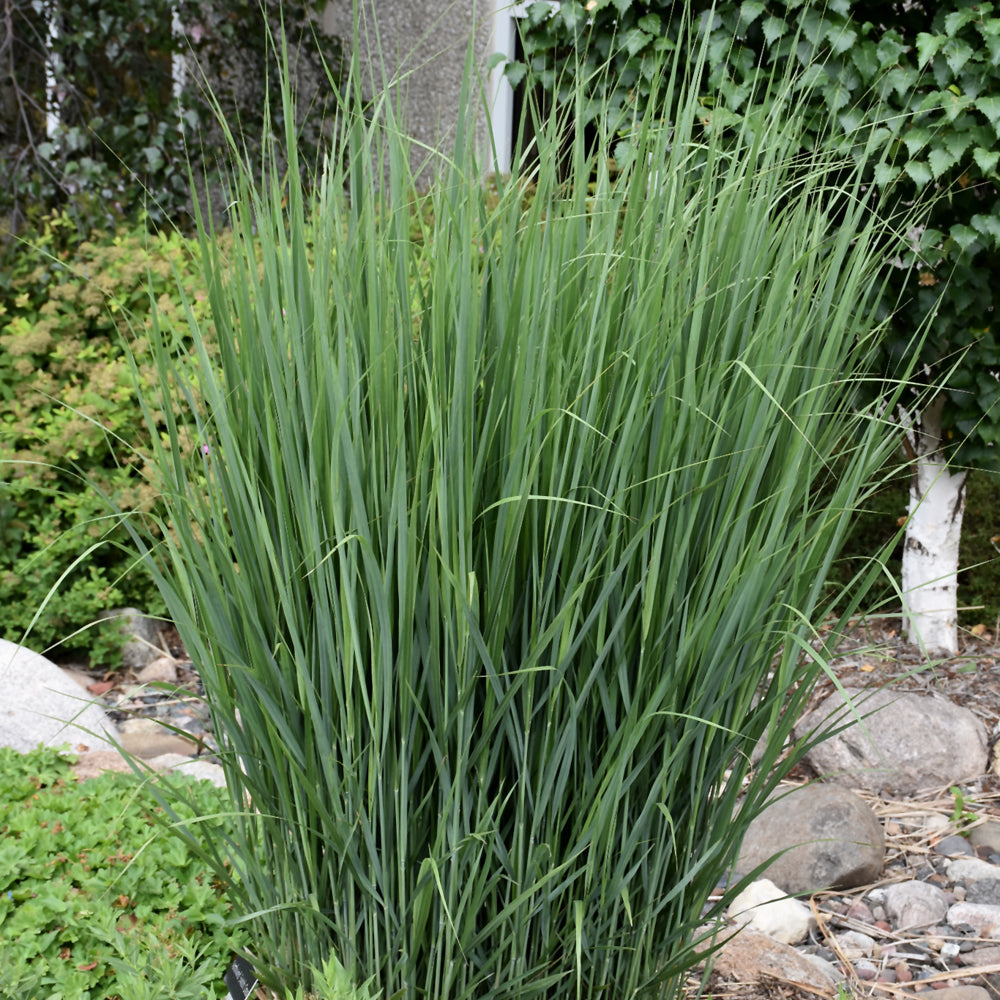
[487,2,561,177]
[170,0,188,118]
[488,3,518,177]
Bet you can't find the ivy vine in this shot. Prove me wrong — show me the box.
[513,0,1000,470]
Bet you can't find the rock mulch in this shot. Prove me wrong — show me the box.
[699,616,1000,1000]
[713,786,1000,998]
[73,652,225,787]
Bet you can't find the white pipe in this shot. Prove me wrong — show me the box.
[487,2,561,177]
[488,3,517,177]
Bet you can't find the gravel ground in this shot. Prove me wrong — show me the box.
[695,616,1000,1000]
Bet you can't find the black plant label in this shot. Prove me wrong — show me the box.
[224,955,258,1000]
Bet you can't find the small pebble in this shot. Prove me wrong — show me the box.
[940,942,961,960]
[936,835,976,857]
[835,930,876,958]
[923,815,951,836]
[855,961,878,981]
[954,885,967,901]
[877,969,898,984]
[893,961,913,983]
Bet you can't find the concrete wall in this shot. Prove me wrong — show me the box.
[322,1,511,182]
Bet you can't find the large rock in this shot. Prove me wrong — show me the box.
[99,607,163,670]
[795,687,987,794]
[0,639,119,753]
[736,783,884,894]
[708,928,843,993]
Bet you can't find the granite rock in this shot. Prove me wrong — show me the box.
[884,880,949,930]
[795,687,987,794]
[709,928,843,992]
[0,639,119,753]
[135,656,179,684]
[727,879,816,945]
[947,901,1000,938]
[99,608,164,670]
[736,783,884,894]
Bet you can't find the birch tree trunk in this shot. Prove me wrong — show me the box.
[901,395,967,656]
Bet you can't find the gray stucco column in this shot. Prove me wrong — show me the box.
[322,1,513,183]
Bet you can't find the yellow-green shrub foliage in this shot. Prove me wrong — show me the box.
[0,215,212,661]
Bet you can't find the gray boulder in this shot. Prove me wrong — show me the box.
[0,639,119,752]
[736,783,884,894]
[795,687,987,794]
[99,607,163,670]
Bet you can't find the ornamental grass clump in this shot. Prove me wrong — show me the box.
[128,31,925,1000]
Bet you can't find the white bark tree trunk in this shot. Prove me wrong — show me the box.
[901,395,967,657]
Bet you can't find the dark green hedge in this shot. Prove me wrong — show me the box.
[0,0,343,237]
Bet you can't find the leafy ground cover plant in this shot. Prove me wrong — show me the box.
[0,745,246,999]
[126,29,929,1000]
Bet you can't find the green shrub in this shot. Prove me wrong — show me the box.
[0,215,212,660]
[0,745,247,999]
